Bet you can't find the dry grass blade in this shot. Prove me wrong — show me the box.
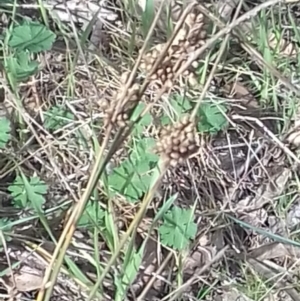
[136,252,173,301]
[0,80,78,201]
[232,114,300,165]
[4,0,300,300]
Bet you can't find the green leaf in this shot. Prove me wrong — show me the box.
[108,137,159,202]
[131,103,152,135]
[0,218,12,232]
[8,21,56,53]
[115,244,145,301]
[0,117,10,148]
[44,105,74,131]
[198,103,228,133]
[104,204,119,252]
[5,51,39,84]
[163,95,192,125]
[161,115,171,126]
[8,176,27,208]
[141,0,155,38]
[170,95,193,115]
[78,201,105,228]
[8,175,48,210]
[130,137,158,164]
[158,207,197,250]
[109,165,143,201]
[122,245,144,286]
[131,103,152,126]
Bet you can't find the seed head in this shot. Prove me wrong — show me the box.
[156,115,198,167]
[139,9,208,88]
[101,73,140,127]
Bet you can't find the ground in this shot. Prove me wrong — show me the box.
[0,0,300,300]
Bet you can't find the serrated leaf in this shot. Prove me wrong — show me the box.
[159,207,197,250]
[108,138,159,202]
[198,103,228,133]
[130,137,158,164]
[5,51,38,84]
[0,117,10,148]
[108,165,141,201]
[161,115,171,125]
[8,176,27,208]
[133,160,149,174]
[131,173,151,192]
[8,175,47,210]
[131,103,152,126]
[108,152,158,202]
[29,176,48,194]
[8,22,56,53]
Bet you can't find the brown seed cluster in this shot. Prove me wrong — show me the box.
[139,9,208,87]
[156,116,198,167]
[100,72,140,127]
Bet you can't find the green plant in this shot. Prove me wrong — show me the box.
[78,201,105,228]
[141,0,155,38]
[198,103,228,133]
[163,95,228,133]
[8,175,48,210]
[107,137,159,202]
[131,103,153,135]
[0,218,12,231]
[5,51,39,83]
[44,105,75,131]
[158,206,197,250]
[0,117,11,148]
[8,21,56,53]
[0,218,12,245]
[114,244,144,301]
[4,20,56,88]
[162,94,193,125]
